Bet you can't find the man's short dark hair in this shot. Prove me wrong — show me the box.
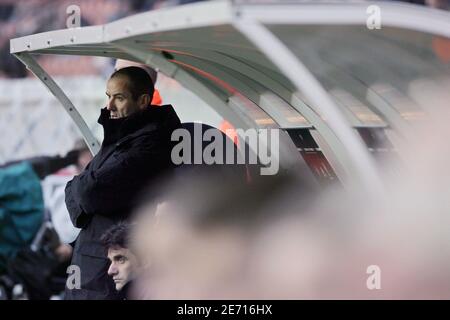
[110,66,154,101]
[101,222,132,250]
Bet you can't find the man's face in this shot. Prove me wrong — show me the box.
[106,75,143,119]
[107,247,140,291]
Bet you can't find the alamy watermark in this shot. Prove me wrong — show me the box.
[171,128,280,176]
[366,5,382,30]
[66,264,81,290]
[66,5,81,29]
[366,265,381,290]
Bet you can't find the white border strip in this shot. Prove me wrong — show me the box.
[105,0,233,42]
[238,2,450,38]
[10,26,103,54]
[10,1,450,56]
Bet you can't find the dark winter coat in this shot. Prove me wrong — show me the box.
[64,105,181,300]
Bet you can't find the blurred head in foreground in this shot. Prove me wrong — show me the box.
[125,79,450,299]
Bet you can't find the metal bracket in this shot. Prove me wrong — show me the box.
[13,52,101,155]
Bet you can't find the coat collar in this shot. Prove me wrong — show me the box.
[98,105,179,146]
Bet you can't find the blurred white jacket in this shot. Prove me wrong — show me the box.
[41,166,80,244]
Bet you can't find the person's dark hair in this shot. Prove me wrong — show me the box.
[109,66,154,101]
[101,222,132,250]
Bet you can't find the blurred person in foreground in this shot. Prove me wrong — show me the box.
[131,159,450,299]
[64,66,181,300]
[130,81,450,299]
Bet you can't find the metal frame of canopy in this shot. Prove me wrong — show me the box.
[10,0,450,192]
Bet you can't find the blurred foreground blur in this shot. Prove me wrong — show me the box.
[126,82,450,299]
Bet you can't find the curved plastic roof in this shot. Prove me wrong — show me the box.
[10,0,450,191]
